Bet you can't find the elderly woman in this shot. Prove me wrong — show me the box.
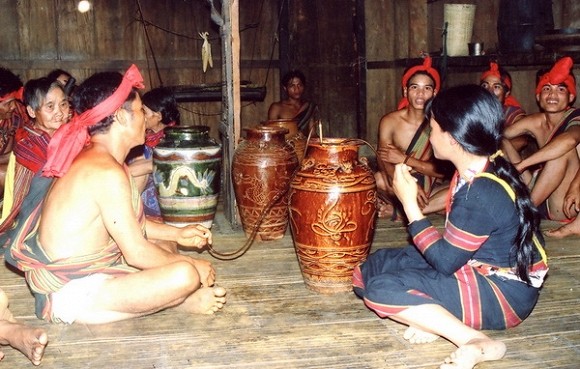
[0,77,70,232]
[354,85,548,369]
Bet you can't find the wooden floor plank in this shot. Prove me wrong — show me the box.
[1,212,578,368]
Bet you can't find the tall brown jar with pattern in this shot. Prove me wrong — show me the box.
[232,126,299,240]
[288,138,377,293]
[261,119,307,162]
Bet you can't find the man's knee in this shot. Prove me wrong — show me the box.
[166,261,201,292]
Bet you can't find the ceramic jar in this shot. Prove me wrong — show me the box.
[232,126,299,240]
[153,125,222,228]
[288,138,377,293]
[261,119,307,162]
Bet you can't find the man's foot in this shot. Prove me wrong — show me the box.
[544,223,580,239]
[377,198,394,218]
[0,321,48,366]
[182,286,227,314]
[403,326,439,344]
[439,338,506,369]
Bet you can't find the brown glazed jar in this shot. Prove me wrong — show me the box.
[232,126,299,240]
[261,118,307,162]
[288,138,377,293]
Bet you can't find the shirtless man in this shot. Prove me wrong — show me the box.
[502,56,579,221]
[375,56,447,218]
[268,69,318,135]
[479,62,530,152]
[5,65,226,324]
[0,288,47,365]
[515,116,580,238]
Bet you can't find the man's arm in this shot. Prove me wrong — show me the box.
[503,114,536,140]
[517,125,580,172]
[98,167,201,270]
[403,155,444,179]
[376,114,397,185]
[267,102,282,120]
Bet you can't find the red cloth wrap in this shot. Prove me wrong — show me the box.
[535,56,576,96]
[480,62,521,108]
[0,87,24,102]
[144,122,176,148]
[14,128,50,173]
[397,56,441,110]
[480,62,512,89]
[42,64,145,178]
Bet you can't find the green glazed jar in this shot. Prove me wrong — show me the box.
[153,125,222,228]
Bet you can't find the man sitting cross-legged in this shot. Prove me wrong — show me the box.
[502,56,580,222]
[515,118,580,238]
[375,56,448,220]
[3,65,226,324]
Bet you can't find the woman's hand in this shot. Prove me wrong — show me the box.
[393,163,424,223]
[176,224,213,249]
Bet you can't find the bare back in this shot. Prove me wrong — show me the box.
[39,144,142,261]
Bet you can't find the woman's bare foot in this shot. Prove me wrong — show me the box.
[440,338,506,369]
[180,286,227,314]
[544,223,580,239]
[403,326,439,344]
[0,321,48,366]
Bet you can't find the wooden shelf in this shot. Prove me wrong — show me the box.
[367,50,580,72]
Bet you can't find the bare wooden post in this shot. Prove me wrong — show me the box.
[216,0,241,227]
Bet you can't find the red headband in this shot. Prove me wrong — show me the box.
[535,56,576,96]
[0,86,23,103]
[397,56,441,110]
[480,62,512,90]
[480,62,521,107]
[42,64,145,178]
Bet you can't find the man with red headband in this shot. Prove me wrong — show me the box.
[375,56,448,220]
[4,65,226,324]
[480,62,531,154]
[480,62,526,127]
[0,67,30,199]
[502,56,580,222]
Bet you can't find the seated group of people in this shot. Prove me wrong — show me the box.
[0,65,226,365]
[375,56,580,239]
[0,57,574,369]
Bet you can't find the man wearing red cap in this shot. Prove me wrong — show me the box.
[0,67,30,199]
[502,56,580,222]
[4,65,226,324]
[375,57,448,219]
[480,62,532,155]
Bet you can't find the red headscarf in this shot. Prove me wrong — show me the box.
[42,64,145,178]
[397,57,441,110]
[535,56,576,96]
[480,62,521,108]
[0,86,23,103]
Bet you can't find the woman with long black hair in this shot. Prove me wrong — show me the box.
[353,85,548,369]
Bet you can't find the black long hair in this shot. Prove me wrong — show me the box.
[141,87,180,125]
[427,84,540,283]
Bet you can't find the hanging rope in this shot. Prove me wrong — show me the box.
[135,0,163,86]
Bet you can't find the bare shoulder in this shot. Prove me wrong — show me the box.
[378,110,405,133]
[267,101,283,119]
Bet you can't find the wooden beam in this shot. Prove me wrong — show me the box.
[218,0,242,227]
